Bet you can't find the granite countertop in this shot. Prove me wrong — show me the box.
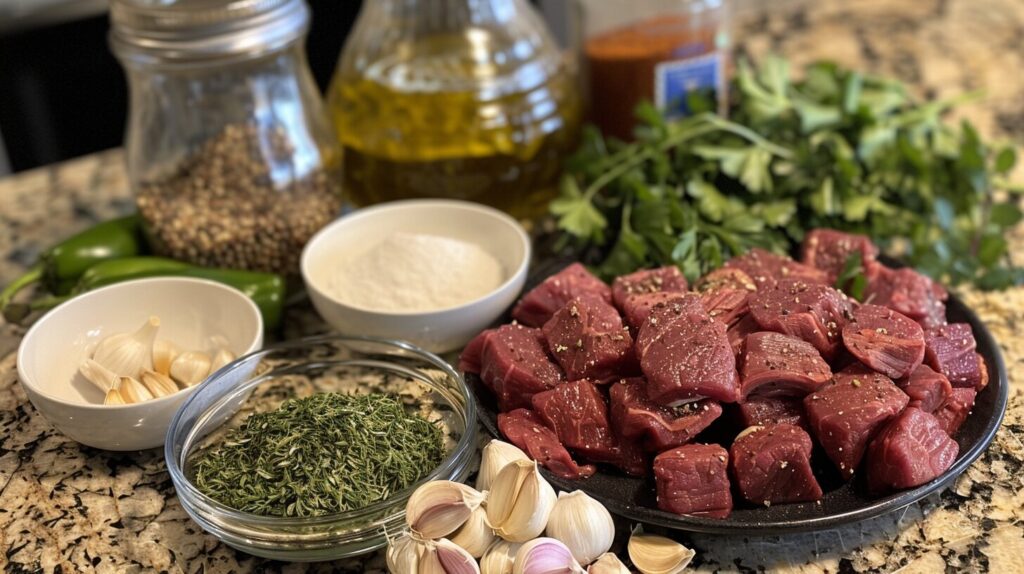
[2,0,1024,572]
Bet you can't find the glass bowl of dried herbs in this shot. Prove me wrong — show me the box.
[164,335,477,561]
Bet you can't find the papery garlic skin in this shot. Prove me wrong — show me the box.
[476,440,529,491]
[545,490,614,565]
[170,351,211,387]
[406,480,487,540]
[140,370,179,398]
[152,339,180,376]
[512,537,585,574]
[480,540,521,574]
[627,528,695,574]
[103,388,126,405]
[486,459,556,543]
[587,553,630,574]
[387,533,421,574]
[434,538,482,574]
[210,348,236,373]
[450,506,496,558]
[116,376,153,403]
[80,358,120,393]
[92,316,159,379]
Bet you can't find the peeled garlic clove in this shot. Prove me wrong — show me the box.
[140,370,179,398]
[386,533,421,574]
[80,358,120,393]
[480,540,521,574]
[152,339,180,376]
[587,553,630,574]
[92,316,159,378]
[477,439,529,491]
[512,537,585,574]
[628,527,695,574]
[116,376,153,403]
[170,351,211,387]
[486,459,556,543]
[450,506,496,559]
[104,388,126,406]
[210,348,235,373]
[406,480,487,540]
[545,490,614,565]
[433,538,481,574]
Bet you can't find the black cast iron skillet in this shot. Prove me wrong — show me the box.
[468,260,1009,535]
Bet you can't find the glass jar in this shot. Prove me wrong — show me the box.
[327,0,582,219]
[110,0,342,275]
[574,0,731,141]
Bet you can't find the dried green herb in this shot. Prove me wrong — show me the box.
[191,392,445,517]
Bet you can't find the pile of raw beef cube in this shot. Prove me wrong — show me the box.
[460,229,988,518]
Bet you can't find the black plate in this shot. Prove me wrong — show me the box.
[469,289,1009,535]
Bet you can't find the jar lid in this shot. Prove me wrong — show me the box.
[110,0,309,63]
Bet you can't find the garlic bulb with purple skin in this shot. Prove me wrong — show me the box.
[512,538,585,574]
[406,481,487,540]
[420,539,481,574]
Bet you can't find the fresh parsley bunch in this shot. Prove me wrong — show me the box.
[552,56,1022,289]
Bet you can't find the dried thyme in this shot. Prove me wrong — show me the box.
[190,392,445,517]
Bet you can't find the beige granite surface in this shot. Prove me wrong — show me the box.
[1,0,1024,572]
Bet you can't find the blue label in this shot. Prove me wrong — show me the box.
[655,52,723,118]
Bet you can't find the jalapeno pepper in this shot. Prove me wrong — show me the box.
[0,214,145,310]
[5,256,285,329]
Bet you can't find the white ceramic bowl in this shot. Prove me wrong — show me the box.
[17,277,263,451]
[301,199,531,353]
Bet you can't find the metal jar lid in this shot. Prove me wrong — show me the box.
[110,0,310,64]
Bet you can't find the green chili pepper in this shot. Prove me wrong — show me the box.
[5,256,285,329]
[0,215,145,310]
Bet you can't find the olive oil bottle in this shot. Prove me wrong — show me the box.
[328,0,582,219]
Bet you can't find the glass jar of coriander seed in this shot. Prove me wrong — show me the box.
[110,0,342,275]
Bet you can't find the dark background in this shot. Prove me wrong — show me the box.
[0,0,364,173]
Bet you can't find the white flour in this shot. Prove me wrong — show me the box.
[328,232,505,312]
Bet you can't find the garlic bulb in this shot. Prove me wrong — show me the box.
[170,351,211,387]
[545,491,614,565]
[450,506,496,558]
[486,459,556,543]
[587,553,630,574]
[152,339,180,376]
[387,534,424,574]
[116,376,153,404]
[480,540,521,574]
[426,538,481,574]
[627,527,695,574]
[476,440,529,491]
[406,480,487,540]
[80,358,120,393]
[512,537,585,574]
[140,370,179,398]
[210,348,235,373]
[91,316,159,379]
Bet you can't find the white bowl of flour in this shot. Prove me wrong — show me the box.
[301,199,531,353]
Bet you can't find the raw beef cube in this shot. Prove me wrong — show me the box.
[750,278,854,359]
[724,248,830,289]
[730,424,823,505]
[635,294,740,405]
[804,364,909,479]
[924,324,986,389]
[611,266,689,310]
[622,292,683,331]
[842,304,926,379]
[739,331,832,399]
[532,380,647,476]
[654,444,733,518]
[512,263,612,327]
[727,313,761,357]
[609,378,722,452]
[897,364,953,413]
[498,409,596,480]
[459,329,488,374]
[542,294,634,382]
[864,264,947,328]
[933,387,976,436]
[695,268,758,327]
[736,396,809,430]
[866,407,959,493]
[465,324,565,411]
[800,229,879,283]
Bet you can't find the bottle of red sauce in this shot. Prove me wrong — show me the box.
[575,1,731,141]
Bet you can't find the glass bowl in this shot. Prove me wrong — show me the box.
[165,335,477,561]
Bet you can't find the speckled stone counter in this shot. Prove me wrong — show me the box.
[2,0,1024,572]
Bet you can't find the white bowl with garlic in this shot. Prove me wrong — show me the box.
[17,277,263,451]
